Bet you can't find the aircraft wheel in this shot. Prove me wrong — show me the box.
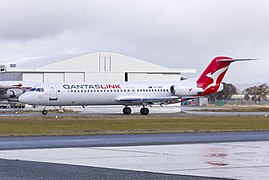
[140,107,149,115]
[123,107,132,114]
[42,109,48,115]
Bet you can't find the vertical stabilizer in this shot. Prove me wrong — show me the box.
[196,56,254,95]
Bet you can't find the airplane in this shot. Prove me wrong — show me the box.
[0,81,34,108]
[18,56,254,115]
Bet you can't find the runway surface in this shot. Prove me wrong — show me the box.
[1,131,269,150]
[0,131,269,179]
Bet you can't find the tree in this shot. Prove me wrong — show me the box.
[244,84,269,103]
[244,94,250,101]
[215,83,237,100]
[207,82,237,102]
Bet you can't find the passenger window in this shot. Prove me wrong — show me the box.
[30,88,36,91]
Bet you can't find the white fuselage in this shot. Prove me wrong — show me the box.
[19,81,202,106]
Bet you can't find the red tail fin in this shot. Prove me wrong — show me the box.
[196,56,255,95]
[196,56,233,91]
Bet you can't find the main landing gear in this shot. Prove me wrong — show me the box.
[123,106,132,114]
[122,106,149,115]
[140,107,149,115]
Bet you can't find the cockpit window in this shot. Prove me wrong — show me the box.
[36,88,44,92]
[29,88,44,92]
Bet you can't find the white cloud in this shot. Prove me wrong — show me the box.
[0,0,268,83]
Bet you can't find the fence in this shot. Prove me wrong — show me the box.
[222,99,269,106]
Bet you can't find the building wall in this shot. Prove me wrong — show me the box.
[2,52,196,83]
[65,73,85,82]
[23,73,43,82]
[110,53,169,72]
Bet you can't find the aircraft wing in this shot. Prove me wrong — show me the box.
[117,95,197,105]
[117,96,181,105]
[0,83,22,94]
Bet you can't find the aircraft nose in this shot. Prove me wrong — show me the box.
[19,93,33,104]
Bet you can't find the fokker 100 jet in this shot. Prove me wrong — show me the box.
[19,56,253,115]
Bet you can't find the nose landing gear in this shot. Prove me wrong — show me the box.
[42,109,48,115]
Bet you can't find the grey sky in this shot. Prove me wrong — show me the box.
[0,0,268,84]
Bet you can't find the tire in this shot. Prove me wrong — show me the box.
[123,107,132,114]
[140,107,149,115]
[42,110,48,115]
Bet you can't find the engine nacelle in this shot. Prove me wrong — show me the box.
[0,89,23,99]
[170,85,203,96]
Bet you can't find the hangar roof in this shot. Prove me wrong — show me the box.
[7,52,88,69]
[4,51,196,74]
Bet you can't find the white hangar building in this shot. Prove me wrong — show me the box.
[0,52,196,83]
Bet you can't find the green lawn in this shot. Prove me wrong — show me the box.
[0,116,268,136]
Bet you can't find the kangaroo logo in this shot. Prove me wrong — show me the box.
[204,66,229,90]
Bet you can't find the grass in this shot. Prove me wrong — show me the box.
[198,105,269,112]
[0,116,269,136]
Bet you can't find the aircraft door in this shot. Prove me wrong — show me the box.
[49,83,58,101]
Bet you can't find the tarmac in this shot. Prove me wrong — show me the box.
[0,106,269,179]
[0,132,269,179]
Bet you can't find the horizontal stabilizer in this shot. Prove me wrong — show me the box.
[217,58,257,63]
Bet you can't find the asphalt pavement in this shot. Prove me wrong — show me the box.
[1,131,269,150]
[0,158,224,180]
